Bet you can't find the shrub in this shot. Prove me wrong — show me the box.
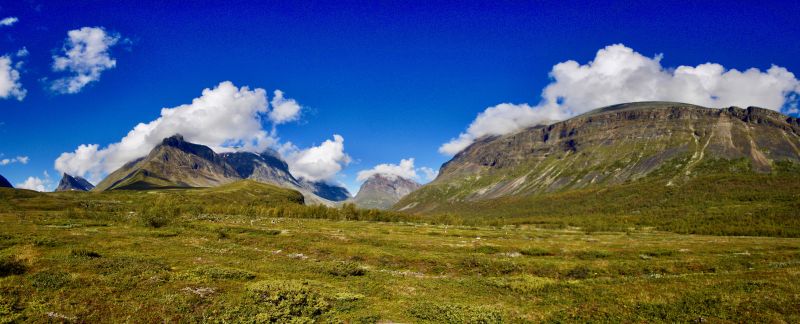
[566,266,592,279]
[191,266,256,280]
[322,261,366,277]
[520,247,555,257]
[0,257,26,277]
[140,211,170,228]
[474,246,501,254]
[409,302,503,323]
[576,250,611,260]
[30,271,71,290]
[70,249,101,258]
[486,275,556,294]
[243,280,331,322]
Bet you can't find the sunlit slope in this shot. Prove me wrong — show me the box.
[397,102,800,218]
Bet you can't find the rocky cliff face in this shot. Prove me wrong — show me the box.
[55,174,95,191]
[352,174,420,209]
[396,102,800,213]
[0,174,12,188]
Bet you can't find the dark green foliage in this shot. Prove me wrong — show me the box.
[321,261,366,277]
[0,257,26,277]
[520,247,555,257]
[29,271,71,290]
[70,249,101,258]
[234,280,331,322]
[409,302,504,323]
[576,250,611,260]
[565,266,592,279]
[191,266,256,280]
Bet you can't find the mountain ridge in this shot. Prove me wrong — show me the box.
[55,173,95,191]
[351,173,420,209]
[396,102,800,213]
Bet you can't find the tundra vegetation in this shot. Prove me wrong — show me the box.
[0,180,799,322]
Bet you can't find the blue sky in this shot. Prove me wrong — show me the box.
[1,1,799,193]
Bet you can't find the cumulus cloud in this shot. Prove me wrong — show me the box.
[280,135,351,182]
[0,55,26,101]
[55,81,314,182]
[0,156,29,165]
[50,27,120,94]
[16,171,52,192]
[356,158,438,183]
[440,44,800,155]
[0,17,18,27]
[419,167,438,181]
[269,90,302,124]
[55,81,277,180]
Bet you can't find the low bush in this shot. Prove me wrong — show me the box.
[240,280,331,322]
[191,265,256,280]
[0,257,26,277]
[321,261,366,277]
[520,247,555,257]
[70,249,101,258]
[409,302,503,323]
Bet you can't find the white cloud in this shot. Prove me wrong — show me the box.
[16,171,52,192]
[440,44,800,155]
[55,81,280,180]
[0,156,29,166]
[50,27,120,94]
[0,55,26,101]
[357,158,417,181]
[356,158,438,183]
[16,47,28,57]
[419,167,438,181]
[269,90,302,124]
[0,17,18,27]
[280,135,351,182]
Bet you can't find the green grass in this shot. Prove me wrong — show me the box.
[0,180,799,321]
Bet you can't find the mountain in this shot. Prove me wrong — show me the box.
[220,150,350,204]
[55,173,95,191]
[0,174,12,188]
[299,179,351,202]
[93,134,351,205]
[352,174,420,209]
[221,150,301,189]
[396,102,800,214]
[94,135,241,191]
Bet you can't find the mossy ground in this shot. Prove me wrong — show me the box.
[0,182,799,322]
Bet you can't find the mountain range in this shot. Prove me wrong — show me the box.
[91,134,350,204]
[396,102,800,213]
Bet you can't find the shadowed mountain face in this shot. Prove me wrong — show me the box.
[352,174,420,210]
[299,179,351,202]
[0,174,12,188]
[55,174,95,191]
[396,102,800,213]
[92,134,350,204]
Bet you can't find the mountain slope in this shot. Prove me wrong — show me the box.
[0,174,12,188]
[94,135,240,191]
[92,135,351,205]
[352,174,420,209]
[396,102,800,214]
[55,173,95,191]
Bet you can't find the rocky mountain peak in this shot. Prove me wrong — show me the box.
[56,173,95,191]
[352,173,421,210]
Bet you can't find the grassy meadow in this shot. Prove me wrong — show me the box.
[0,181,799,322]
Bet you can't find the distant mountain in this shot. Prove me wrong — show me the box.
[93,134,351,205]
[352,174,420,209]
[0,174,12,188]
[221,150,302,190]
[299,179,351,202]
[94,135,240,191]
[55,174,95,191]
[396,102,800,213]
